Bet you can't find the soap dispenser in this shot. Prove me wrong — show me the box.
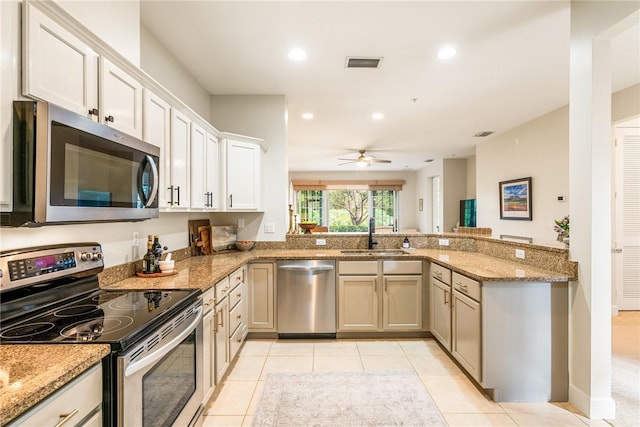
[402,236,410,249]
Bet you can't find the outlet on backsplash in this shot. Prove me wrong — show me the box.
[515,249,526,259]
[439,238,450,246]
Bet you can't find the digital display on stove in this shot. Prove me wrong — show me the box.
[34,255,57,269]
[7,251,76,281]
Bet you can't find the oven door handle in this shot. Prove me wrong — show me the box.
[124,306,202,377]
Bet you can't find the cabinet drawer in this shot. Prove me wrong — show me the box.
[452,272,480,302]
[338,261,378,275]
[229,300,243,337]
[230,267,244,289]
[383,260,422,275]
[11,364,102,427]
[215,276,231,303]
[229,320,244,360]
[431,263,451,284]
[229,283,243,309]
[202,287,216,313]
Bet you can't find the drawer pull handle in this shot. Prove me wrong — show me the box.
[55,409,79,427]
[444,289,448,305]
[457,283,468,292]
[204,299,214,307]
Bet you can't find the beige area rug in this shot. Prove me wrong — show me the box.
[253,371,447,427]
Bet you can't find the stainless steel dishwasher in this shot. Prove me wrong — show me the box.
[277,260,336,337]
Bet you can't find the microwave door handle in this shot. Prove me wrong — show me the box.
[139,155,159,208]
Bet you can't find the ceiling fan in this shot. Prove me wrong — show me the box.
[338,150,391,168]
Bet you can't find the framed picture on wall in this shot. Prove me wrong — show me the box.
[499,177,532,220]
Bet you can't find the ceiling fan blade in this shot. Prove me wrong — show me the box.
[338,161,356,166]
[337,158,357,161]
[369,159,392,163]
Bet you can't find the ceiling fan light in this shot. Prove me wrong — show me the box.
[356,159,368,168]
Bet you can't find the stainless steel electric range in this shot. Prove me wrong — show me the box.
[0,243,204,427]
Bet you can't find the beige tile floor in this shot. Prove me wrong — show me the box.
[201,339,600,427]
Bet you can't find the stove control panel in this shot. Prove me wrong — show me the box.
[0,243,103,291]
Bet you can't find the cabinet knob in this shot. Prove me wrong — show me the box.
[105,115,115,122]
[88,108,98,116]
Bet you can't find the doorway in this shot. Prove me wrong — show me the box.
[613,118,640,311]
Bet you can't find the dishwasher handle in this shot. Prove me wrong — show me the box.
[278,265,334,273]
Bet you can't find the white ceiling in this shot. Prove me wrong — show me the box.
[140,1,640,172]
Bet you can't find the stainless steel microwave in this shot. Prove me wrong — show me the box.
[1,101,160,226]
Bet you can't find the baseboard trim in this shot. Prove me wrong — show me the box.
[569,383,616,419]
[611,305,619,316]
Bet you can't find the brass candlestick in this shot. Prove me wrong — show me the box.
[287,204,296,234]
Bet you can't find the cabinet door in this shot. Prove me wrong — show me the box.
[224,140,260,210]
[383,275,422,330]
[142,89,171,208]
[99,57,142,138]
[452,289,481,381]
[23,3,98,118]
[247,263,275,330]
[205,133,219,210]
[338,276,379,331]
[202,309,215,403]
[214,299,229,385]
[169,109,190,208]
[431,278,451,350]
[190,122,207,209]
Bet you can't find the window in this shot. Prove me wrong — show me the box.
[295,189,399,232]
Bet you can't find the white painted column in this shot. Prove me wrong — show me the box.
[568,1,639,419]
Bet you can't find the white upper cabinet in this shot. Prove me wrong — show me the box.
[24,3,142,138]
[142,89,171,208]
[190,122,218,211]
[99,57,143,138]
[220,135,265,211]
[168,109,190,209]
[23,3,98,118]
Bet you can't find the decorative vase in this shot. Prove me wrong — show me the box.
[299,223,317,234]
[563,237,570,247]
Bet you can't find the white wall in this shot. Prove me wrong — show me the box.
[466,156,477,199]
[443,159,467,233]
[289,171,418,231]
[476,106,570,244]
[416,159,444,233]
[210,95,288,241]
[140,25,211,119]
[56,0,140,66]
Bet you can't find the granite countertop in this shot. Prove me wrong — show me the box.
[102,248,572,292]
[0,344,110,425]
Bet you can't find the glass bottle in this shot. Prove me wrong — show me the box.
[403,236,410,249]
[152,235,162,268]
[143,241,156,274]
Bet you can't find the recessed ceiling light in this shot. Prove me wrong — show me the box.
[302,113,314,119]
[288,48,307,61]
[372,112,384,120]
[437,45,457,59]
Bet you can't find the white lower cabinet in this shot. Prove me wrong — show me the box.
[214,277,230,385]
[337,260,422,332]
[338,275,379,331]
[430,263,452,350]
[430,264,482,383]
[247,263,276,331]
[9,364,102,426]
[201,288,216,404]
[452,287,481,381]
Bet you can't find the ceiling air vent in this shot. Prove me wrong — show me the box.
[474,131,494,137]
[346,57,383,69]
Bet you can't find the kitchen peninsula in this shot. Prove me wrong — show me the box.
[0,234,576,425]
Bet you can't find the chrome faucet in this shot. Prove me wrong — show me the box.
[368,217,378,250]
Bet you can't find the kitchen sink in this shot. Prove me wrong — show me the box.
[341,249,408,256]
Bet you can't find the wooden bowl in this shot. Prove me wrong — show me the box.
[299,223,317,234]
[235,240,254,251]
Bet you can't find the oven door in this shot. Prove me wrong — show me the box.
[117,303,203,427]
